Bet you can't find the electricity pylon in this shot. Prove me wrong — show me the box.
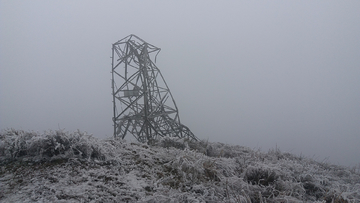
[111,34,197,143]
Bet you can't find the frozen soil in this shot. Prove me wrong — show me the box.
[1,129,359,202]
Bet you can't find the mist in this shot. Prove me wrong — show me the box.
[1,1,359,167]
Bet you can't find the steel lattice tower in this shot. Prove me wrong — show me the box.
[111,34,197,143]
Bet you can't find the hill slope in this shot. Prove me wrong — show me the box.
[1,129,359,202]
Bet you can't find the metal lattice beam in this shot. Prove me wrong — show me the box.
[111,34,197,143]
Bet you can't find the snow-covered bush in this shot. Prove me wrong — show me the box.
[154,137,186,150]
[245,166,278,186]
[0,129,105,164]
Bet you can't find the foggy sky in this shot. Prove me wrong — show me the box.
[1,1,359,167]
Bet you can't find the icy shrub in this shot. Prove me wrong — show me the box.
[300,174,326,200]
[199,142,250,158]
[204,144,222,157]
[187,139,208,154]
[0,129,38,160]
[302,182,324,200]
[245,166,277,186]
[159,149,221,190]
[157,137,186,150]
[0,129,105,164]
[324,195,349,203]
[202,159,220,181]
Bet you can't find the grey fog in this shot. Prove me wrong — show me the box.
[1,1,359,167]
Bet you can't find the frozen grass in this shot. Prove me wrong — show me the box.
[1,129,359,202]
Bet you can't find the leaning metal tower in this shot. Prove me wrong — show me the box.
[111,34,197,143]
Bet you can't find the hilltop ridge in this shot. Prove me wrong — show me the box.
[1,129,359,202]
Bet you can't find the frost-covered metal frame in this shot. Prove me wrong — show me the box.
[111,34,197,143]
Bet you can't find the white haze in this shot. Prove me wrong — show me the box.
[0,1,359,167]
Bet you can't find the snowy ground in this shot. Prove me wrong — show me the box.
[1,129,359,202]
